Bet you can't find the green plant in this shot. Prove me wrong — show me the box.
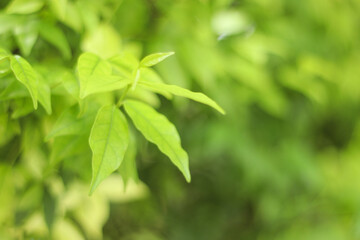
[0,0,225,238]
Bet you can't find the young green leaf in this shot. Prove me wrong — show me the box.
[83,75,131,98]
[10,55,38,109]
[140,52,175,67]
[6,0,44,14]
[89,105,129,195]
[78,53,128,98]
[138,81,225,114]
[124,100,190,182]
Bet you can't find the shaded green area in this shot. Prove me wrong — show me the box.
[1,0,360,239]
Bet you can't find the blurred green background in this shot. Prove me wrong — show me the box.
[1,0,360,239]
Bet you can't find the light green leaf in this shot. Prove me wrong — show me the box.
[78,52,129,98]
[140,52,175,68]
[13,21,38,56]
[108,53,139,78]
[0,49,9,60]
[45,105,95,141]
[139,68,172,99]
[10,55,38,109]
[61,70,79,99]
[37,74,52,114]
[38,21,71,59]
[78,53,110,96]
[50,134,89,165]
[11,98,34,118]
[124,100,190,182]
[0,80,29,100]
[84,75,131,98]
[119,131,138,187]
[49,0,67,20]
[0,14,25,34]
[6,0,44,14]
[138,81,225,114]
[81,24,122,59]
[89,105,129,195]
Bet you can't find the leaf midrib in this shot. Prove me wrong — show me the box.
[81,57,100,96]
[96,106,116,180]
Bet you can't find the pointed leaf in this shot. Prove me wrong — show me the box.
[10,55,38,109]
[89,105,129,195]
[140,52,174,67]
[124,100,190,182]
[77,53,128,98]
[138,81,225,114]
[84,75,131,98]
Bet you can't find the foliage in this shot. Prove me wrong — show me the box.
[1,0,360,239]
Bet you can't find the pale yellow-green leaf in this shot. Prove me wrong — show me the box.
[140,52,174,67]
[77,53,110,97]
[124,100,190,182]
[10,55,38,109]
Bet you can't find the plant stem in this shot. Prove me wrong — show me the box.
[116,84,131,107]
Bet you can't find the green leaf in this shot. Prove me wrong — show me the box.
[0,14,25,34]
[140,52,175,67]
[85,75,131,98]
[77,53,130,98]
[43,187,56,232]
[13,21,38,56]
[11,98,34,118]
[139,68,172,99]
[89,105,129,195]
[49,134,89,165]
[108,53,139,78]
[10,55,38,109]
[81,24,122,59]
[38,21,71,59]
[61,71,79,99]
[119,131,138,187]
[48,0,67,20]
[37,74,52,114]
[45,105,95,141]
[138,81,225,114]
[0,80,29,101]
[124,100,190,182]
[6,0,44,14]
